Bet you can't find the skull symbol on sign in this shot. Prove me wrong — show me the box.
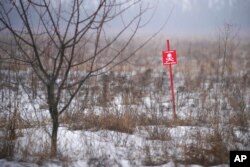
[166,53,174,62]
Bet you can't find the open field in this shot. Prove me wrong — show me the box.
[0,36,250,167]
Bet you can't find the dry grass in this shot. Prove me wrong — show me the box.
[67,111,137,134]
[1,34,249,165]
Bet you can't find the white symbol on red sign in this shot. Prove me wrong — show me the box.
[162,50,177,65]
[166,53,174,62]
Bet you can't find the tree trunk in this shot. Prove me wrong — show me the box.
[51,111,59,158]
[47,82,59,158]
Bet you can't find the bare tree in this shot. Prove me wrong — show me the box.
[0,0,169,157]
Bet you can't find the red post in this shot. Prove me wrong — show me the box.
[166,40,177,119]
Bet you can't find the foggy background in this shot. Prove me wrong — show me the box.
[7,0,250,38]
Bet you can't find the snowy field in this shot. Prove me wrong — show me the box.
[0,39,249,167]
[0,126,232,167]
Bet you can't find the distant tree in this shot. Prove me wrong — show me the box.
[0,0,169,157]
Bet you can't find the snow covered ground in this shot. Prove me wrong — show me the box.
[1,39,250,166]
[0,125,232,167]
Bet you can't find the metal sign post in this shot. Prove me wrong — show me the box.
[162,40,177,119]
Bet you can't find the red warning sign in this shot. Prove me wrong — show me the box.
[162,50,177,65]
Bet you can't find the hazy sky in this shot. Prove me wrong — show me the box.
[142,0,250,38]
[5,0,250,38]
